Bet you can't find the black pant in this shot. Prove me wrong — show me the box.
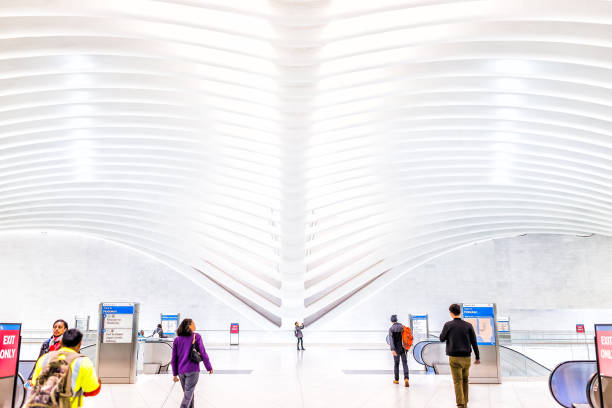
[394,350,409,380]
[297,337,304,349]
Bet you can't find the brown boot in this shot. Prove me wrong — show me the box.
[404,378,410,387]
[393,380,399,384]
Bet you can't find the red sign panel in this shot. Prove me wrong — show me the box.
[596,325,612,378]
[0,324,21,378]
[230,323,239,334]
[576,324,585,333]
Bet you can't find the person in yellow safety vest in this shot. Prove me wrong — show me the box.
[31,328,101,407]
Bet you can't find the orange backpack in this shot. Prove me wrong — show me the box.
[401,326,413,350]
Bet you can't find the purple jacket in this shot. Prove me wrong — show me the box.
[171,333,212,376]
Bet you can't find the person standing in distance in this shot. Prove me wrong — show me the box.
[388,314,410,387]
[27,319,69,386]
[439,304,480,408]
[295,322,305,350]
[39,319,69,357]
[171,319,213,408]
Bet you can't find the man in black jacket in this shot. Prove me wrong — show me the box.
[439,304,480,408]
[388,314,409,387]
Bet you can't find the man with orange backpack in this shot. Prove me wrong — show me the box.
[388,314,413,387]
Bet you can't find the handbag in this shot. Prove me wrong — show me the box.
[189,333,203,364]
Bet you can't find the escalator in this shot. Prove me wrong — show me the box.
[414,342,610,407]
[415,341,550,377]
[412,340,437,373]
[141,339,173,374]
[75,340,172,373]
[547,360,612,408]
[500,346,550,377]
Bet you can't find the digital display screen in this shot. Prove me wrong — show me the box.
[462,304,496,346]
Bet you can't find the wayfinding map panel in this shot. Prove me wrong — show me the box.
[462,304,496,346]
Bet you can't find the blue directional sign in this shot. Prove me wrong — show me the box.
[462,304,496,346]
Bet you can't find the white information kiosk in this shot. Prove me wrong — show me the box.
[409,314,429,340]
[461,303,501,384]
[74,315,90,332]
[497,316,511,342]
[96,302,140,384]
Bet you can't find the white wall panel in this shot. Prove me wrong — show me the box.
[317,234,612,332]
[0,231,261,331]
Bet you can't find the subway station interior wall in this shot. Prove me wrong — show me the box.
[0,231,610,337]
[318,234,612,333]
[0,231,249,333]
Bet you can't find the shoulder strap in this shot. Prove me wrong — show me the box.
[43,350,83,368]
[62,352,84,365]
[44,350,62,366]
[192,333,196,344]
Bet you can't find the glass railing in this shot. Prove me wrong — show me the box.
[499,346,550,377]
[415,340,551,377]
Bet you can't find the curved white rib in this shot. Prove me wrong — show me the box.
[0,0,611,327]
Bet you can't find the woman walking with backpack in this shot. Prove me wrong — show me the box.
[171,319,213,408]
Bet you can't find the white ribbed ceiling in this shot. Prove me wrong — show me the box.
[1,0,611,327]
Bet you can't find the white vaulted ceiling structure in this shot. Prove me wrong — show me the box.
[1,0,612,327]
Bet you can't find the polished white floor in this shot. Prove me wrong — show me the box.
[86,346,559,408]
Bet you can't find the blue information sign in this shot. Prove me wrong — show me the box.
[462,304,496,346]
[102,305,134,316]
[161,314,180,336]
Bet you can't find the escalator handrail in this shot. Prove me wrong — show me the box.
[548,359,596,408]
[585,372,609,408]
[421,341,446,370]
[18,359,38,384]
[413,340,441,366]
[587,372,597,408]
[16,373,26,408]
[499,345,551,372]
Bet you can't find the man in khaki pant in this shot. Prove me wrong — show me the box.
[439,304,480,408]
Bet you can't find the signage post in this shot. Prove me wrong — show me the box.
[160,314,180,337]
[497,316,511,342]
[0,323,22,408]
[461,303,501,384]
[230,323,239,346]
[409,314,429,340]
[97,302,139,384]
[74,315,90,332]
[595,324,612,408]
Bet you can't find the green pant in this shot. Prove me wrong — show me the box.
[449,356,471,407]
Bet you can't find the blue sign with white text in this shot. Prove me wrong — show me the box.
[462,305,496,346]
[102,305,134,316]
[161,314,180,335]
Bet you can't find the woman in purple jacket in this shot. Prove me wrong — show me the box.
[172,319,213,408]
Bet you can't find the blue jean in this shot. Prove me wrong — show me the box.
[178,371,199,408]
[394,350,409,380]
